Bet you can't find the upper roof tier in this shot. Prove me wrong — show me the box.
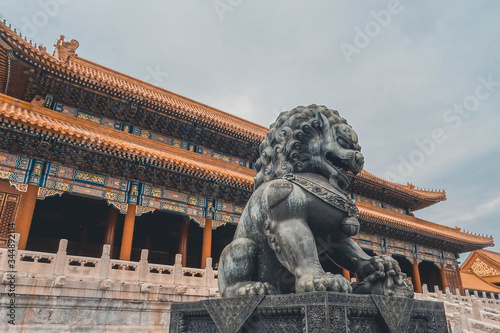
[0,20,268,144]
[0,20,448,212]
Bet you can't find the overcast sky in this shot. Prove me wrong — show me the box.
[2,1,500,261]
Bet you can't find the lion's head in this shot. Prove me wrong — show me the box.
[254,105,364,190]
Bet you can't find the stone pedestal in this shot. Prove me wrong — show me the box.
[169,292,447,333]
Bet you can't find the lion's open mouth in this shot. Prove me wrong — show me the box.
[325,152,349,172]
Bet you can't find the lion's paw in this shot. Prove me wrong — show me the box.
[236,282,277,296]
[296,272,352,293]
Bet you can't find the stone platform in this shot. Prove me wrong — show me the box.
[169,292,447,333]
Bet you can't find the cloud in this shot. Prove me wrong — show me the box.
[439,195,500,226]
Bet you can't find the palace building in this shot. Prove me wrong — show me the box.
[0,17,494,299]
[460,250,500,295]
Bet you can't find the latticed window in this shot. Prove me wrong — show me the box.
[0,192,20,240]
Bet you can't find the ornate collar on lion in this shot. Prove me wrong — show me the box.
[282,173,360,236]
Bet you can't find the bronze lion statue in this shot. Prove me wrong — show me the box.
[218,105,413,298]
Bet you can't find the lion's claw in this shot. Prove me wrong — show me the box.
[237,282,276,296]
[297,272,351,293]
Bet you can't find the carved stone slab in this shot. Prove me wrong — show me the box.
[203,295,264,333]
[169,292,447,333]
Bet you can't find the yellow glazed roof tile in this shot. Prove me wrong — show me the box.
[0,93,255,188]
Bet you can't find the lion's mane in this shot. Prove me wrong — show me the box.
[254,105,351,189]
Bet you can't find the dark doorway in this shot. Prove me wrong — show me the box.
[28,193,112,257]
[212,223,237,267]
[129,210,185,265]
[186,220,203,268]
[419,261,442,292]
[392,254,413,280]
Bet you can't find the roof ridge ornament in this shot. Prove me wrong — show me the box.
[53,35,79,62]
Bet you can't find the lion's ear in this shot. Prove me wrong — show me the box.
[315,112,330,132]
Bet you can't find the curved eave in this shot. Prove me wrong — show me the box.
[0,93,255,189]
[0,20,268,144]
[358,202,494,252]
[460,271,500,294]
[348,170,447,211]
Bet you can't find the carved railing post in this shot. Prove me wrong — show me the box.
[422,284,428,297]
[492,293,500,309]
[99,244,111,279]
[471,297,482,321]
[138,249,149,281]
[434,285,443,301]
[464,289,470,303]
[459,305,469,331]
[174,253,183,285]
[205,257,213,287]
[54,239,68,275]
[445,288,453,302]
[449,313,462,333]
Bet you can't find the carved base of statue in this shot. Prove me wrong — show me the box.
[169,292,447,333]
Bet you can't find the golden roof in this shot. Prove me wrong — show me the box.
[350,170,446,203]
[460,271,500,294]
[0,94,255,189]
[357,201,493,247]
[0,20,268,143]
[461,250,500,275]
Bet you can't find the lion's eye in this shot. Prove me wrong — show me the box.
[337,137,350,149]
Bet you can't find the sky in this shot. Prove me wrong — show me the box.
[1,1,500,262]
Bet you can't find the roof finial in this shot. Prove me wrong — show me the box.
[53,34,79,62]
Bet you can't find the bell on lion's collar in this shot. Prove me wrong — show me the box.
[341,216,360,236]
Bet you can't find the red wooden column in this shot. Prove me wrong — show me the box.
[201,218,213,269]
[412,258,422,293]
[15,184,39,250]
[104,206,119,257]
[119,204,136,261]
[440,263,449,291]
[342,268,350,281]
[455,265,465,295]
[178,218,190,266]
